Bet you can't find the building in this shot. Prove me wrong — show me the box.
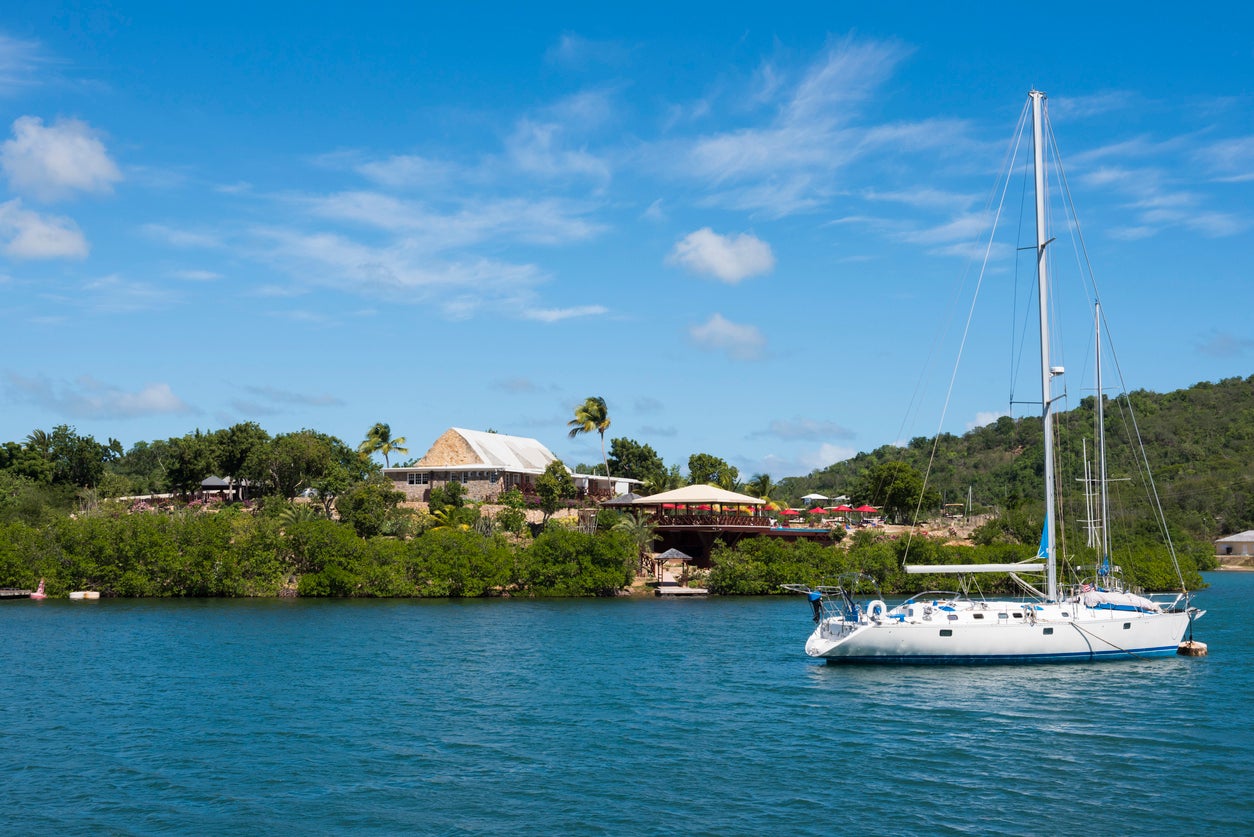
[384,427,637,503]
[1215,530,1254,566]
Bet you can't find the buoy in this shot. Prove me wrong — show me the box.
[1177,640,1208,657]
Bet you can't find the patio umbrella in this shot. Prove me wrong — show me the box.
[854,505,878,513]
[780,508,800,516]
[832,505,854,512]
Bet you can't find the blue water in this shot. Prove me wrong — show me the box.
[2,573,1250,835]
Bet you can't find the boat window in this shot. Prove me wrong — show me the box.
[1061,612,1069,617]
[1042,628,1054,635]
[939,629,953,637]
[1012,613,1023,619]
[998,613,1008,619]
[947,614,958,621]
[1123,622,1131,630]
[973,613,985,620]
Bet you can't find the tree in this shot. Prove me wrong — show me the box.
[567,397,611,479]
[357,422,408,467]
[535,459,576,523]
[607,437,666,486]
[243,430,366,500]
[853,461,939,523]
[212,422,271,499]
[335,474,407,538]
[687,453,738,489]
[165,431,215,497]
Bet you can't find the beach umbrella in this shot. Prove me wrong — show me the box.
[781,508,801,516]
[854,505,878,513]
[832,505,854,512]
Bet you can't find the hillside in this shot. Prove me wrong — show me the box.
[779,375,1254,543]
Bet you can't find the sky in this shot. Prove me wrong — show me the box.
[1,2,1251,479]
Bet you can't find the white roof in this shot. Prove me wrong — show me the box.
[449,428,557,472]
[1215,530,1254,543]
[385,428,559,475]
[633,484,765,505]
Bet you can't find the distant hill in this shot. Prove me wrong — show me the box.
[779,375,1254,543]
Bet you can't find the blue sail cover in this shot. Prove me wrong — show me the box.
[1036,518,1049,559]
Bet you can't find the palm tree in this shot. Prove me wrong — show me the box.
[746,472,777,501]
[357,422,408,467]
[567,396,611,479]
[614,513,659,575]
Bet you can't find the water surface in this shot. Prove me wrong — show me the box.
[3,574,1249,835]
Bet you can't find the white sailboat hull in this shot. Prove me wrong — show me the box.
[806,603,1193,664]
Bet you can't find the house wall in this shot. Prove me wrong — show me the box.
[391,470,536,503]
[1215,539,1254,557]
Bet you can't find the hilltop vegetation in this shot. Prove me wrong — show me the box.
[780,375,1254,546]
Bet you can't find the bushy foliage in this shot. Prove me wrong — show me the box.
[517,528,633,596]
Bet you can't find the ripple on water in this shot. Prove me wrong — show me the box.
[1,577,1251,835]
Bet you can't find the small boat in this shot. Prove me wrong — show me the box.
[785,91,1203,664]
[29,579,47,600]
[69,591,100,600]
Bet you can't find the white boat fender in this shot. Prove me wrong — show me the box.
[867,600,887,622]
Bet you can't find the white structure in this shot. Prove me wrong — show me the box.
[1215,531,1254,560]
[385,427,637,502]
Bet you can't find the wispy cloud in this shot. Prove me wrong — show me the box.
[493,377,556,394]
[0,34,48,95]
[82,274,175,313]
[1,116,121,202]
[520,304,608,323]
[6,373,194,419]
[241,384,344,407]
[751,418,856,441]
[689,313,766,360]
[668,227,775,283]
[140,223,221,249]
[1197,331,1254,358]
[544,33,630,69]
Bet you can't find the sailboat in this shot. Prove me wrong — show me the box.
[788,91,1204,663]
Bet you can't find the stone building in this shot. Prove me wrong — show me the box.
[384,427,635,503]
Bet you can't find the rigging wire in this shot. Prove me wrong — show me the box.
[902,99,1031,567]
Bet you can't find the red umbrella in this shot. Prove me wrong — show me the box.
[831,505,854,512]
[854,505,878,513]
[662,503,677,509]
[781,508,800,516]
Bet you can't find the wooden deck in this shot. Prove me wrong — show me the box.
[653,520,841,564]
[0,588,32,599]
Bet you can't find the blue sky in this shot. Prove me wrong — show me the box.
[1,2,1251,479]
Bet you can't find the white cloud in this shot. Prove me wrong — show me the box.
[968,410,1008,431]
[0,198,88,259]
[668,228,774,283]
[1,116,121,201]
[6,373,194,419]
[172,269,221,281]
[521,305,609,323]
[689,313,766,360]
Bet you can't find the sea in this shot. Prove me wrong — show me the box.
[2,572,1250,836]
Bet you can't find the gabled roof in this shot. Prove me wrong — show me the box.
[1215,530,1254,543]
[394,428,559,475]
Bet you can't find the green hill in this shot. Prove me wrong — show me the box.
[779,375,1254,546]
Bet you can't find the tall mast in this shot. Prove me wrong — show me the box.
[1095,302,1111,574]
[1031,90,1059,601]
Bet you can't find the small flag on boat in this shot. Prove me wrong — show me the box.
[1081,583,1092,593]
